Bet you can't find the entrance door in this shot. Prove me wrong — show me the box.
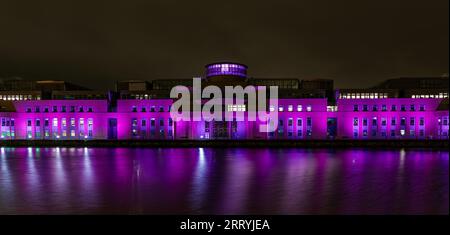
[327,118,337,139]
[108,118,117,139]
[213,121,229,139]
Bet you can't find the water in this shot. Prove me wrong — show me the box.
[0,147,448,214]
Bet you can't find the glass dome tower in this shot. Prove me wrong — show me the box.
[205,62,248,78]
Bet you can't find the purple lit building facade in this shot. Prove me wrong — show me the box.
[0,63,448,140]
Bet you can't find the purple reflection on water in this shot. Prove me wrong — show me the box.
[0,147,448,214]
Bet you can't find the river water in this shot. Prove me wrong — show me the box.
[0,147,448,214]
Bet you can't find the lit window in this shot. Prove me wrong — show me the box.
[278,106,284,112]
[288,105,293,112]
[306,105,312,112]
[353,118,358,126]
[297,105,302,112]
[227,104,246,112]
[327,106,337,112]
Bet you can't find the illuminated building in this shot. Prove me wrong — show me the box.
[0,63,448,140]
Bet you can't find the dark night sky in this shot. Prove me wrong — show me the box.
[0,0,448,90]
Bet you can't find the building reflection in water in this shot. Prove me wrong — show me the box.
[0,147,447,214]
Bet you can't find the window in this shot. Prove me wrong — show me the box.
[278,106,284,112]
[372,117,377,126]
[131,119,138,136]
[363,105,368,111]
[88,107,93,112]
[353,105,358,111]
[306,105,312,112]
[391,105,396,111]
[362,118,368,126]
[410,118,415,126]
[381,118,387,126]
[227,104,246,112]
[401,105,406,111]
[288,118,293,126]
[390,130,395,137]
[419,117,424,126]
[297,118,302,126]
[132,106,137,112]
[391,118,396,126]
[53,106,57,112]
[372,105,377,111]
[307,117,312,126]
[353,118,358,126]
[327,106,337,112]
[79,107,84,112]
[410,105,415,111]
[141,107,146,112]
[400,117,406,126]
[35,107,40,113]
[159,106,164,112]
[150,106,155,112]
[297,105,302,112]
[288,105,293,112]
[87,119,93,137]
[44,107,49,113]
[26,107,32,113]
[419,105,425,111]
[382,105,387,111]
[61,106,66,112]
[70,106,75,112]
